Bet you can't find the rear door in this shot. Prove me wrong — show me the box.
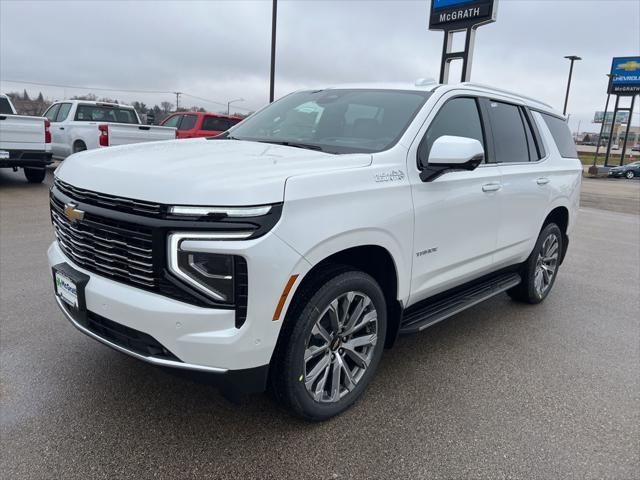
[483,99,551,268]
[408,94,502,304]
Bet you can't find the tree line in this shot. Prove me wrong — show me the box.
[5,90,249,124]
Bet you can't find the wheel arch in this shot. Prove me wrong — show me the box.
[281,244,404,349]
[542,206,569,264]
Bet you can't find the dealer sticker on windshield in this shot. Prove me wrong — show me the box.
[0,150,9,160]
[55,271,78,308]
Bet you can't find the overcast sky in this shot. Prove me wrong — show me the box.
[1,0,639,131]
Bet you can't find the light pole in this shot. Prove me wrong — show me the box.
[563,55,582,116]
[227,98,244,115]
[269,0,277,102]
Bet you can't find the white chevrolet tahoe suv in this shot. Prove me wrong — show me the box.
[48,82,581,420]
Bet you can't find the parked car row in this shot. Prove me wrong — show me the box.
[0,93,245,183]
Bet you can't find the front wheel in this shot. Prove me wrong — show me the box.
[508,223,563,304]
[625,170,635,179]
[24,167,46,183]
[270,268,387,421]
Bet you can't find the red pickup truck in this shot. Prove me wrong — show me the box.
[160,112,242,139]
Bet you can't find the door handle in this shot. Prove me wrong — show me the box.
[536,177,550,185]
[59,127,65,130]
[482,183,502,192]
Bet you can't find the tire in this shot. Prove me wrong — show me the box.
[24,167,46,183]
[73,141,87,153]
[625,170,635,179]
[508,223,563,304]
[270,266,387,421]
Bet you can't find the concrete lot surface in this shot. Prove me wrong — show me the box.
[1,169,638,479]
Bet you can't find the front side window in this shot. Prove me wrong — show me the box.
[56,103,72,122]
[161,114,182,128]
[227,89,431,154]
[75,105,139,124]
[486,101,530,163]
[43,103,61,122]
[418,97,485,164]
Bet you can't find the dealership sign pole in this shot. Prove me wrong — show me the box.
[604,57,640,167]
[429,0,498,83]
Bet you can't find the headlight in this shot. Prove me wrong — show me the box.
[168,232,251,303]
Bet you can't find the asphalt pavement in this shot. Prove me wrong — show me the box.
[1,169,638,479]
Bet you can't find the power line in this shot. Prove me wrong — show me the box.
[0,78,254,112]
[0,79,172,95]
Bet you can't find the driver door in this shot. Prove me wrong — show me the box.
[407,95,501,305]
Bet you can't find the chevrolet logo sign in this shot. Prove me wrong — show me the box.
[64,203,85,222]
[617,60,640,72]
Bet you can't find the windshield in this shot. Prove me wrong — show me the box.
[225,89,431,154]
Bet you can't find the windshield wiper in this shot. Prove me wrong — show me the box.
[257,140,324,152]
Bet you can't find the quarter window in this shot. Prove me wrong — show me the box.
[419,97,485,165]
[541,113,578,158]
[486,101,530,163]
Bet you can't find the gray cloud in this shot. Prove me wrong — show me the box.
[1,0,638,130]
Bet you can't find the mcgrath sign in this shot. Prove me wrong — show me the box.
[429,0,497,31]
[608,57,640,95]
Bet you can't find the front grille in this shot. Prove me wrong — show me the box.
[50,180,263,320]
[79,310,180,361]
[54,178,163,217]
[50,195,156,289]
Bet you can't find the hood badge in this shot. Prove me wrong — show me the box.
[64,203,85,222]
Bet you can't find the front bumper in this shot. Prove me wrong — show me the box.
[48,232,309,375]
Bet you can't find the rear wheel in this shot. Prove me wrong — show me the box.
[270,267,387,421]
[24,167,46,183]
[508,223,563,304]
[73,141,87,153]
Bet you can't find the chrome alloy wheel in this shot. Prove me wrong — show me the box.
[303,291,378,403]
[534,233,559,297]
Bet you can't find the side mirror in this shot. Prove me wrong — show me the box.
[420,135,484,182]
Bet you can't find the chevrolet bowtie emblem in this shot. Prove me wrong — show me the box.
[64,203,85,222]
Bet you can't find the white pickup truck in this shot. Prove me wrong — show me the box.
[42,100,176,159]
[0,93,53,183]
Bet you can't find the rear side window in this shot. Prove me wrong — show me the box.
[75,105,139,124]
[486,101,529,163]
[202,116,231,131]
[0,96,13,114]
[43,104,61,121]
[178,115,197,131]
[419,97,485,164]
[541,113,577,158]
[56,103,72,122]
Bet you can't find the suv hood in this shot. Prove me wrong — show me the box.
[56,138,371,205]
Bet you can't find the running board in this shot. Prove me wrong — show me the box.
[399,273,521,334]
